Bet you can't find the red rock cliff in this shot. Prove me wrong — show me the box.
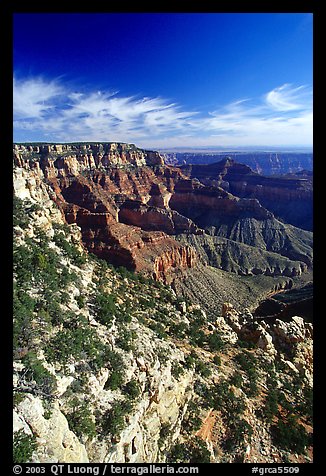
[13,143,196,281]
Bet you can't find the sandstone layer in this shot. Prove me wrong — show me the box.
[13,144,313,284]
[180,158,313,231]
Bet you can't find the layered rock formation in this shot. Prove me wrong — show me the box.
[14,142,165,169]
[13,145,196,283]
[180,158,313,231]
[13,144,313,288]
[164,151,313,178]
[176,234,307,277]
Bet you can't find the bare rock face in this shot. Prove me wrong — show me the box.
[13,145,197,282]
[256,328,276,355]
[169,178,272,228]
[13,143,313,283]
[153,244,197,282]
[15,396,89,463]
[118,200,201,235]
[272,316,311,344]
[13,143,165,172]
[220,304,313,364]
[179,158,313,231]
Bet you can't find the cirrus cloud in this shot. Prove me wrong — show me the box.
[13,76,312,148]
[265,83,312,112]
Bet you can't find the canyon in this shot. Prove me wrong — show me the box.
[163,150,313,178]
[13,142,313,464]
[13,144,312,294]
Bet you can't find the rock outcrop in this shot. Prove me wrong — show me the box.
[220,302,313,380]
[14,142,164,171]
[118,200,201,235]
[14,396,89,463]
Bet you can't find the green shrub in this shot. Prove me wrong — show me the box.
[171,362,185,379]
[13,392,26,407]
[169,322,188,338]
[189,328,206,347]
[76,294,86,309]
[33,252,48,270]
[105,371,124,391]
[184,351,198,369]
[69,373,89,393]
[224,393,246,418]
[245,379,259,397]
[22,352,56,394]
[223,418,253,452]
[300,386,313,423]
[103,349,124,370]
[207,331,225,352]
[65,398,96,439]
[52,230,86,265]
[229,372,243,388]
[116,328,136,351]
[148,321,167,339]
[52,222,71,235]
[94,291,116,325]
[45,325,104,370]
[117,310,132,323]
[264,389,279,422]
[210,380,246,417]
[195,360,211,378]
[181,402,202,433]
[59,291,70,305]
[158,423,171,446]
[194,381,215,409]
[39,298,63,326]
[13,196,29,227]
[237,339,255,349]
[157,348,169,365]
[167,439,210,463]
[271,414,311,453]
[13,244,34,284]
[13,288,37,355]
[234,351,258,381]
[13,429,37,463]
[188,439,211,463]
[124,379,140,399]
[139,296,154,309]
[101,399,133,437]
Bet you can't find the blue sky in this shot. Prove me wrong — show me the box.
[13,13,313,148]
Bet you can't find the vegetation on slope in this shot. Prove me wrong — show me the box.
[13,195,312,463]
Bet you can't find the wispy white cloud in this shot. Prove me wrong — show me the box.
[13,76,64,119]
[265,83,311,112]
[13,76,312,147]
